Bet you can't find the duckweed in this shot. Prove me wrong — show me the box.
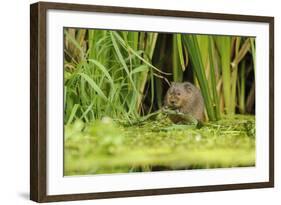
[64,115,255,175]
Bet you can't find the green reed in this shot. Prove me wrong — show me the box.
[64,28,255,123]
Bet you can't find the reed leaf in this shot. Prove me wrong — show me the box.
[250,37,256,77]
[208,36,221,120]
[172,35,183,82]
[182,35,216,121]
[216,36,232,114]
[79,73,108,101]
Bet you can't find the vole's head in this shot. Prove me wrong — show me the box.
[166,82,193,109]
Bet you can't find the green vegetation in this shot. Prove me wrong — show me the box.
[64,29,255,123]
[64,115,255,175]
[63,28,256,175]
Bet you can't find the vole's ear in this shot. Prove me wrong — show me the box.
[183,82,193,92]
[170,82,176,87]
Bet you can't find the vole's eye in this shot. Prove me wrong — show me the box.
[176,92,181,96]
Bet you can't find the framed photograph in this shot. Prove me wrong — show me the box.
[30,1,274,202]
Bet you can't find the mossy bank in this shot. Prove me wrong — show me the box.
[64,115,255,175]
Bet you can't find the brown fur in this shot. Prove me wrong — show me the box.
[164,82,205,123]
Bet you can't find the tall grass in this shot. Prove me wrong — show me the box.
[182,35,217,121]
[64,28,255,123]
[181,35,254,120]
[64,30,165,124]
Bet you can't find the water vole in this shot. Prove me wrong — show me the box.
[164,82,205,123]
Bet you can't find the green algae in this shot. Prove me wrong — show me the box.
[64,115,255,176]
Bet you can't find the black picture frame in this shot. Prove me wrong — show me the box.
[30,1,274,202]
